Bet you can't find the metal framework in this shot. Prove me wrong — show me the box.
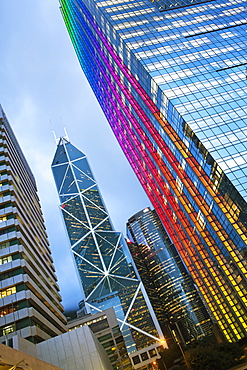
[52,138,165,351]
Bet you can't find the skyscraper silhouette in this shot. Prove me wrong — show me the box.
[127,207,212,344]
[59,0,247,342]
[0,105,66,344]
[51,137,166,359]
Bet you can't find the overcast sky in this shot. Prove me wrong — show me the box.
[0,1,151,311]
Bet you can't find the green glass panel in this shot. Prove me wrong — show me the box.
[62,209,89,244]
[76,259,104,296]
[96,219,113,231]
[63,195,89,225]
[78,234,104,271]
[87,276,112,299]
[94,233,118,269]
[82,196,108,228]
[83,187,107,211]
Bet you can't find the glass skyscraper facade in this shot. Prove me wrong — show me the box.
[127,207,212,345]
[51,137,166,357]
[59,0,247,342]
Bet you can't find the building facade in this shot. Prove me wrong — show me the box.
[127,207,212,344]
[59,0,247,342]
[67,308,132,370]
[1,328,113,370]
[37,325,114,370]
[0,106,66,344]
[51,137,166,358]
[0,342,62,370]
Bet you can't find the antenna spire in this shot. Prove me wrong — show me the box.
[52,130,60,145]
[64,127,70,142]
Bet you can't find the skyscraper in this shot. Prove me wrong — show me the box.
[0,106,66,344]
[59,0,247,342]
[127,207,212,345]
[51,137,166,360]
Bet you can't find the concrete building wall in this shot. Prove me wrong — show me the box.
[0,343,62,370]
[0,106,66,344]
[67,308,132,370]
[36,325,113,370]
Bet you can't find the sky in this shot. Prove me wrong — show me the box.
[0,1,151,311]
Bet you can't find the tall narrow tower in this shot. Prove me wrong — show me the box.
[0,106,66,344]
[127,207,212,345]
[59,0,247,342]
[51,137,166,355]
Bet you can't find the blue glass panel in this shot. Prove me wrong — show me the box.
[72,165,96,191]
[72,158,94,179]
[52,164,68,193]
[83,187,107,211]
[62,195,90,227]
[52,146,69,166]
[82,195,108,228]
[66,143,85,161]
[62,208,89,243]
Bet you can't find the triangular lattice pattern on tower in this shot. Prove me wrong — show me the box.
[52,138,165,351]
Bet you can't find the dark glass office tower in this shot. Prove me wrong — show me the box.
[127,207,212,344]
[0,106,66,344]
[59,0,247,342]
[51,137,166,357]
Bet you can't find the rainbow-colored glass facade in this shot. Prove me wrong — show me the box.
[60,0,247,342]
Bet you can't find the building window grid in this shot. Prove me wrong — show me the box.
[89,22,247,264]
[127,210,213,342]
[0,286,16,299]
[112,5,247,141]
[0,255,12,265]
[2,324,15,336]
[62,0,247,342]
